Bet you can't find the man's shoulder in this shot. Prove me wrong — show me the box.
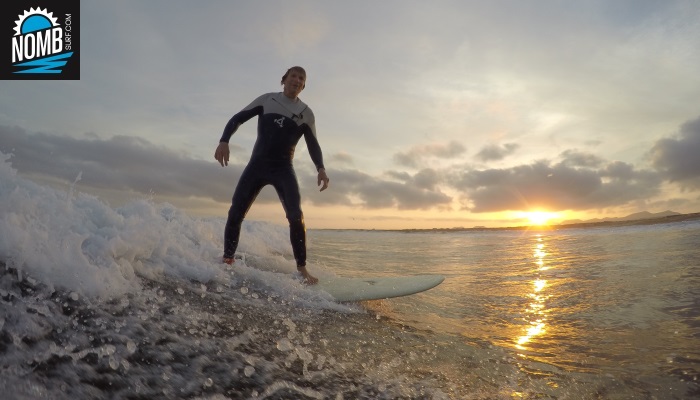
[245,92,277,109]
[295,96,312,113]
[258,92,278,101]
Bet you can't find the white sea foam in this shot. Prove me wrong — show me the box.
[0,150,341,309]
[2,150,455,399]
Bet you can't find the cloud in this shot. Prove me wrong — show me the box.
[475,143,520,162]
[4,113,699,219]
[451,159,662,212]
[448,116,700,214]
[650,115,700,188]
[300,166,451,210]
[384,168,441,191]
[559,149,605,168]
[2,126,454,213]
[412,168,442,191]
[0,125,243,204]
[393,141,467,168]
[329,151,354,166]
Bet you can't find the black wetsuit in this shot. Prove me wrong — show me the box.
[220,92,325,267]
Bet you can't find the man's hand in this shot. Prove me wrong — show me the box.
[214,142,230,167]
[317,168,329,192]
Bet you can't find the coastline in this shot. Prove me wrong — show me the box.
[330,212,700,233]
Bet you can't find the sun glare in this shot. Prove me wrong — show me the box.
[521,211,559,226]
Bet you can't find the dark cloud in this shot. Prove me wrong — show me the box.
[451,159,662,212]
[559,149,605,168]
[0,125,245,204]
[384,168,440,190]
[650,115,700,188]
[6,118,698,217]
[450,117,700,213]
[413,168,441,190]
[384,170,411,182]
[475,143,519,162]
[2,126,453,212]
[329,151,354,166]
[300,167,451,210]
[393,141,467,168]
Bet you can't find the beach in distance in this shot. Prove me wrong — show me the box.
[386,211,700,233]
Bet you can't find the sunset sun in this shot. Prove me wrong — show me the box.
[521,211,559,226]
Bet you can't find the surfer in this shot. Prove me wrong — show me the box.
[214,66,329,285]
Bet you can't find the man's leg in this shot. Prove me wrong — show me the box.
[224,167,264,261]
[273,168,318,284]
[289,215,317,284]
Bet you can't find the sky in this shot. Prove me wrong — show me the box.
[2,0,700,229]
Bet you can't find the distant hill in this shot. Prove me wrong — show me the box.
[392,210,699,233]
[561,210,681,225]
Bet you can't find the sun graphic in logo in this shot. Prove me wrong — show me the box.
[13,7,59,37]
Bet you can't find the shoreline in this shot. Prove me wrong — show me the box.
[317,212,700,233]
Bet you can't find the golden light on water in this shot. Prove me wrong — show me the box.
[533,278,546,292]
[515,280,548,349]
[516,321,545,347]
[534,243,547,269]
[515,236,551,350]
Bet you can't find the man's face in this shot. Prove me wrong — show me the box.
[283,70,306,97]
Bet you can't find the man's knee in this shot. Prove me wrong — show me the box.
[286,210,304,225]
[227,204,247,222]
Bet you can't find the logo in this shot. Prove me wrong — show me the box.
[274,117,285,127]
[1,1,80,80]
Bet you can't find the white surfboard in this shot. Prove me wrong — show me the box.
[313,274,445,302]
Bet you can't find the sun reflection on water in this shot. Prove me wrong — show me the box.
[515,236,551,351]
[533,242,549,270]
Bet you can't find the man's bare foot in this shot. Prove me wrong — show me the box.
[297,266,318,285]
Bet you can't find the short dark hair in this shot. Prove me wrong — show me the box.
[281,66,306,88]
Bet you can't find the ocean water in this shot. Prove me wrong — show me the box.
[1,152,699,399]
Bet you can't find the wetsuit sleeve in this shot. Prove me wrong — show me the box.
[219,94,268,143]
[302,109,325,171]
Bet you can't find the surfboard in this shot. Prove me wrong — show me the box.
[313,274,445,302]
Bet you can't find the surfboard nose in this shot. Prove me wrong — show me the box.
[313,274,445,302]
